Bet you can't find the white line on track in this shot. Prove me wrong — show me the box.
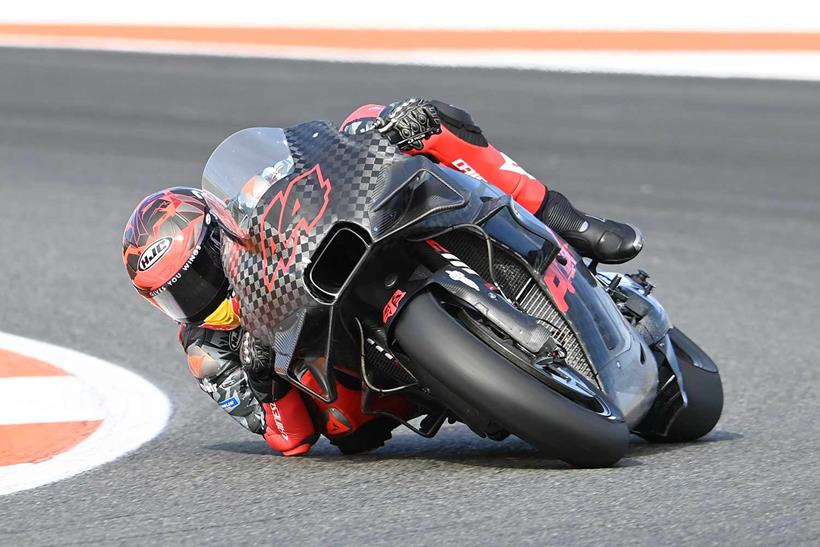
[0,376,106,424]
[0,331,171,496]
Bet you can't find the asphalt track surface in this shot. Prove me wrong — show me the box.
[1,48,819,546]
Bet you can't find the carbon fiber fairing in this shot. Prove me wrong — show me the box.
[218,122,397,337]
[205,122,493,400]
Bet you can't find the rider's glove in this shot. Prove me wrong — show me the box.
[376,97,442,151]
[239,331,281,400]
[239,332,271,376]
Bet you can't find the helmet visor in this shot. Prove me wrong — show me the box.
[146,238,229,323]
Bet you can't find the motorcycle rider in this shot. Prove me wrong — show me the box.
[122,98,644,457]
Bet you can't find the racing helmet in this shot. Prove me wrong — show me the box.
[122,187,229,323]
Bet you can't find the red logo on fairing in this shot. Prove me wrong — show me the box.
[383,289,407,323]
[260,164,331,291]
[544,243,578,313]
[425,239,448,253]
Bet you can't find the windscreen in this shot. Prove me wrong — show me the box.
[201,127,295,226]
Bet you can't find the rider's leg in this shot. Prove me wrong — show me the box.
[298,370,413,454]
[344,100,644,264]
[415,101,644,264]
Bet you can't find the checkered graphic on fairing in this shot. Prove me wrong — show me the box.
[222,121,402,343]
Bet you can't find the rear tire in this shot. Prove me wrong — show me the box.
[662,328,723,442]
[393,291,630,467]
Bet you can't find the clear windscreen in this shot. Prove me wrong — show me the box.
[201,127,295,225]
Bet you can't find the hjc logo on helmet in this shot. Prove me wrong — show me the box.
[138,237,173,271]
[259,164,332,291]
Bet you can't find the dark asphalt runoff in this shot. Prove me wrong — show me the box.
[1,48,818,546]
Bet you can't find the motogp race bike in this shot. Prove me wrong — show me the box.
[201,122,723,467]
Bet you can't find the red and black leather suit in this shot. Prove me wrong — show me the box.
[180,99,643,456]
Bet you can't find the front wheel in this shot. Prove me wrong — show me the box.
[393,291,630,467]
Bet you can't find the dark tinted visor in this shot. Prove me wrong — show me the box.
[149,238,229,323]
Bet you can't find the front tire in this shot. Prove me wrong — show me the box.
[393,291,630,467]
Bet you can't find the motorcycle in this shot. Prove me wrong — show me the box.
[200,121,723,467]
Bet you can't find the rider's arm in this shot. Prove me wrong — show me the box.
[179,324,318,456]
[341,99,548,216]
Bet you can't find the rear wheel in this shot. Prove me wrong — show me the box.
[662,328,723,442]
[393,291,630,467]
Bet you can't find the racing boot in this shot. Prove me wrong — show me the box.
[261,389,318,456]
[240,333,319,456]
[539,190,644,264]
